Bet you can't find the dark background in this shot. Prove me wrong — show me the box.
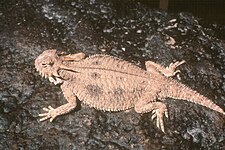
[141,0,225,25]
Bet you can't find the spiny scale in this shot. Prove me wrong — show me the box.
[77,54,148,78]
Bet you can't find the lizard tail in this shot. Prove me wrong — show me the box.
[165,79,225,115]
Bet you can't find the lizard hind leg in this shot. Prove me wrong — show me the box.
[135,100,168,133]
[145,60,185,77]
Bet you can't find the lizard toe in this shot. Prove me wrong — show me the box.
[151,107,168,133]
[39,106,56,122]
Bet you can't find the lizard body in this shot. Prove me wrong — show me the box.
[35,50,225,132]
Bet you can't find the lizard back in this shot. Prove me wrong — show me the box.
[64,55,150,111]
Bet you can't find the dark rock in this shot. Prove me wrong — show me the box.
[2,95,17,113]
[0,114,9,132]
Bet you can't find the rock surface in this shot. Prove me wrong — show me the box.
[0,0,224,149]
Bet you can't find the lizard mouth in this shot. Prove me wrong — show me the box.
[36,68,63,85]
[36,68,51,79]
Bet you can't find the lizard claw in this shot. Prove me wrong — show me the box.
[39,106,57,122]
[165,111,169,118]
[165,60,185,77]
[171,60,185,68]
[151,108,168,133]
[151,110,157,120]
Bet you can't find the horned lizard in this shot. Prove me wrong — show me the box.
[35,50,225,132]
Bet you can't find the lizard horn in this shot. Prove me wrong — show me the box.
[59,64,74,70]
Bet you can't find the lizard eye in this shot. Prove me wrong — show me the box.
[42,63,47,68]
[41,62,54,68]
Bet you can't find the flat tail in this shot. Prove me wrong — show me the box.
[165,79,225,115]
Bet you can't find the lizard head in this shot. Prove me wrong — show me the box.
[35,50,63,84]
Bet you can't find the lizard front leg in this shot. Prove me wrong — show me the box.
[145,60,185,77]
[39,82,77,122]
[134,94,168,133]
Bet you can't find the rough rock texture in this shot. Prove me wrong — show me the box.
[0,0,224,149]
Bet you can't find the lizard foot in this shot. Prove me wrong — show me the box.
[39,106,57,122]
[151,107,168,133]
[165,60,185,77]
